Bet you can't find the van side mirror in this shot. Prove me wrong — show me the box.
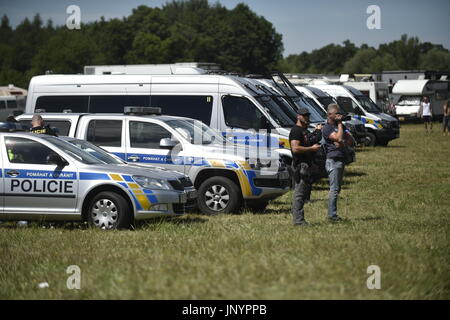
[46,153,67,166]
[160,138,178,149]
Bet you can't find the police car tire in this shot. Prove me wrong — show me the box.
[364,132,376,147]
[88,191,132,230]
[197,176,242,215]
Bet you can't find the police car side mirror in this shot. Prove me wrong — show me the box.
[47,154,67,167]
[160,138,178,149]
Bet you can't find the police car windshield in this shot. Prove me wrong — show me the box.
[65,139,125,164]
[42,136,104,165]
[355,95,382,113]
[165,119,226,145]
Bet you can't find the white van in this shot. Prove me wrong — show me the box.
[295,85,368,145]
[0,95,26,121]
[309,83,399,146]
[25,73,298,163]
[393,80,448,120]
[344,81,390,114]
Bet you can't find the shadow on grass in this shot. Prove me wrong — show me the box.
[345,171,367,177]
[351,216,384,222]
[136,216,208,228]
[0,221,89,230]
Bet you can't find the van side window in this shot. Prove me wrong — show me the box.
[87,120,122,147]
[35,96,89,113]
[5,137,59,164]
[45,120,71,136]
[6,100,17,109]
[129,121,171,149]
[222,95,264,130]
[150,95,213,125]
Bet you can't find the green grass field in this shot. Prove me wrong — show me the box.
[1,123,449,300]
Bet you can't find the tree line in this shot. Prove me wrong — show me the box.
[279,35,450,75]
[0,0,449,90]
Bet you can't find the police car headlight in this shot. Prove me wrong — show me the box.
[132,175,171,190]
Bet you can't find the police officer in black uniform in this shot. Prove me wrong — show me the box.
[289,107,323,226]
[30,114,57,136]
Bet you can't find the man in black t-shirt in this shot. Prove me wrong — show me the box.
[289,107,322,226]
[30,114,58,136]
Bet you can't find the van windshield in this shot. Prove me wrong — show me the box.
[165,119,226,145]
[355,95,381,113]
[397,95,421,106]
[317,96,336,110]
[289,96,324,123]
[303,97,327,118]
[255,96,295,128]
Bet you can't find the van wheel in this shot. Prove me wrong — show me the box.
[88,191,132,229]
[364,132,376,147]
[197,177,242,215]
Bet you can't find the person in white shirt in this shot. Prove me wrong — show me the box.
[418,96,433,133]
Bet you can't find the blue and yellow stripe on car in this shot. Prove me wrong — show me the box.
[205,159,262,197]
[80,172,158,211]
[353,115,383,129]
[279,137,291,149]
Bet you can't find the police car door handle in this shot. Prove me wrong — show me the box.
[127,155,139,162]
[6,170,19,177]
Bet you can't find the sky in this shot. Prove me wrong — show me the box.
[1,0,449,56]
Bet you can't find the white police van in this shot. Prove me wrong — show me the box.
[17,109,290,214]
[295,85,368,145]
[309,83,399,146]
[0,126,192,229]
[24,72,300,164]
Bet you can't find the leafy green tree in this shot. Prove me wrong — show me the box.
[30,29,105,75]
[419,48,450,70]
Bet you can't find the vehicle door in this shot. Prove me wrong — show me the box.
[83,118,126,161]
[1,135,78,215]
[125,119,185,174]
[219,94,278,152]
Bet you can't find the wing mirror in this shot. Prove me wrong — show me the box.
[160,138,178,149]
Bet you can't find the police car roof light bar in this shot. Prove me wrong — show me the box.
[124,106,162,116]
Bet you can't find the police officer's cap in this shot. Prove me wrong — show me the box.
[297,107,311,115]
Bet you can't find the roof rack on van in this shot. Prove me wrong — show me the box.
[124,106,162,116]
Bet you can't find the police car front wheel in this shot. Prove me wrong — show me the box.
[88,192,132,230]
[198,177,242,215]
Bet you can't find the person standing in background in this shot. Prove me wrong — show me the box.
[418,96,433,133]
[442,100,450,136]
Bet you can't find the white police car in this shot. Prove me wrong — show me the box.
[0,130,192,229]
